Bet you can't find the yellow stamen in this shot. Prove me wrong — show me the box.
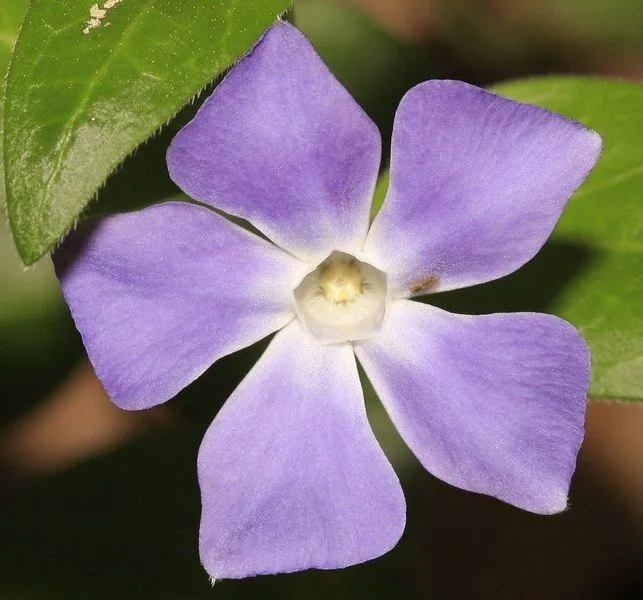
[319,260,363,303]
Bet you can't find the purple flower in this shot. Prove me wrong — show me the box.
[54,22,601,579]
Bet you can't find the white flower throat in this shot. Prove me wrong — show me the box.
[294,251,388,344]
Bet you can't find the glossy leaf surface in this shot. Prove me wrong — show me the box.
[4,0,289,263]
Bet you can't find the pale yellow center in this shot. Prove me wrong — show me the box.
[318,260,363,303]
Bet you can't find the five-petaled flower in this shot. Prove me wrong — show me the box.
[54,22,601,580]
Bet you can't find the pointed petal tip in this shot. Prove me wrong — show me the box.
[545,494,570,516]
[506,482,571,515]
[525,488,571,516]
[585,126,603,162]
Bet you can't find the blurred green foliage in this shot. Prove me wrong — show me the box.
[540,0,643,45]
[297,1,434,156]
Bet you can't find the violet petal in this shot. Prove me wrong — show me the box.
[365,80,601,296]
[53,201,302,410]
[355,300,590,514]
[167,21,381,261]
[198,322,405,579]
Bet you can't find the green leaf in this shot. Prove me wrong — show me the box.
[0,0,29,209]
[4,0,290,264]
[485,77,643,401]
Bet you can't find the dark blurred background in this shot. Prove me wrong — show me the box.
[1,0,643,598]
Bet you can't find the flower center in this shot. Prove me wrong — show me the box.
[294,251,388,343]
[318,260,363,303]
